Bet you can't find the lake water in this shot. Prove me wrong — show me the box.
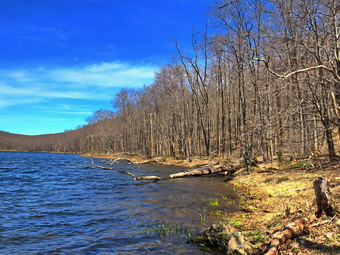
[0,151,238,254]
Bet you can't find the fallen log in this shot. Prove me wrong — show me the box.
[87,160,244,181]
[265,176,337,254]
[265,216,310,255]
[169,163,243,179]
[135,175,165,181]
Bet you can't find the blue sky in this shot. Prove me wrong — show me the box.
[0,0,212,135]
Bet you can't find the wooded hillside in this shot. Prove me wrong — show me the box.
[1,0,339,161]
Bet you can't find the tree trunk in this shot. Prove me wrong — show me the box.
[313,177,336,217]
[325,126,337,160]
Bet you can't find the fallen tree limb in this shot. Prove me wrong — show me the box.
[85,165,113,170]
[87,164,166,181]
[265,216,311,255]
[86,160,243,182]
[265,176,337,254]
[117,169,136,178]
[109,158,134,164]
[117,169,165,181]
[169,163,243,178]
[309,215,338,228]
[135,175,166,181]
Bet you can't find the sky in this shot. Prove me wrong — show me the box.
[0,0,212,135]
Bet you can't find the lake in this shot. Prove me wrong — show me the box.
[0,151,238,254]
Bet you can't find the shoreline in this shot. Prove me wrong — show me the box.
[81,152,231,168]
[85,152,339,254]
[2,151,338,253]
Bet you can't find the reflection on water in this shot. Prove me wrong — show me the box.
[0,152,238,254]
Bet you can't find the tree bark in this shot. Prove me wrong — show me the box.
[313,177,336,217]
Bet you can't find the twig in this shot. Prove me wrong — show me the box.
[218,0,238,9]
[309,214,338,228]
[280,187,307,195]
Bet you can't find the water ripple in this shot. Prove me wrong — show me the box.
[0,151,237,254]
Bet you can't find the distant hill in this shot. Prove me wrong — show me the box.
[0,126,95,153]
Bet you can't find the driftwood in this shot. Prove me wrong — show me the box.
[169,163,243,179]
[86,160,243,182]
[85,165,112,170]
[313,177,335,217]
[109,158,134,164]
[86,162,165,181]
[265,217,310,255]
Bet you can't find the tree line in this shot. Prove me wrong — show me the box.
[1,0,339,161]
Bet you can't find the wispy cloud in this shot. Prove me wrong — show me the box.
[0,61,157,135]
[0,98,38,108]
[49,62,156,87]
[0,61,157,104]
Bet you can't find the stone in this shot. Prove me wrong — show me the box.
[227,232,254,255]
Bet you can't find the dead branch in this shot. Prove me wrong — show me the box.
[86,161,243,182]
[254,57,340,81]
[218,0,238,9]
[265,217,311,255]
[85,165,113,170]
[109,158,134,164]
[309,215,338,228]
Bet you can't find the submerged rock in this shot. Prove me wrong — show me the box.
[190,223,254,255]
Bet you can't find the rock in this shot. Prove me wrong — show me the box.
[190,223,254,254]
[227,232,254,255]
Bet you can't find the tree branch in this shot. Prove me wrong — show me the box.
[254,57,340,81]
[218,0,238,9]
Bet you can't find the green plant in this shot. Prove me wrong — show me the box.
[227,214,246,226]
[199,214,206,222]
[141,222,191,238]
[251,230,266,242]
[289,159,314,169]
[209,200,219,206]
[214,209,222,216]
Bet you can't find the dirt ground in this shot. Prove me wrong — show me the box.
[228,158,339,254]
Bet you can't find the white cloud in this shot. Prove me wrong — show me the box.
[0,83,91,99]
[0,61,158,102]
[0,98,38,107]
[49,62,157,87]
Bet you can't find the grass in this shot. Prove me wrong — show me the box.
[141,221,192,238]
[209,200,219,206]
[226,158,340,254]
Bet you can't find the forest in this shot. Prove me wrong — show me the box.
[1,0,339,162]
